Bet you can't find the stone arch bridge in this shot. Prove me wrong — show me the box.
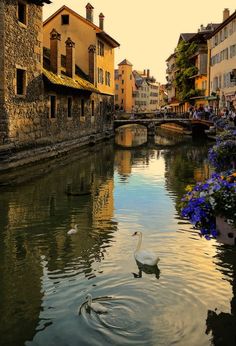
[114,118,213,136]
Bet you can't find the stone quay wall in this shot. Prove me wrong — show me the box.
[0,1,7,143]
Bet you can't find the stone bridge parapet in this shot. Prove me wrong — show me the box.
[114,118,213,136]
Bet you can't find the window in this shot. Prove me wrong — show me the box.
[97,40,104,56]
[67,97,72,117]
[36,53,41,63]
[121,88,124,93]
[122,80,124,84]
[115,84,119,90]
[91,100,95,117]
[130,74,132,80]
[105,71,110,86]
[230,44,236,58]
[61,14,69,25]
[98,68,104,84]
[100,101,103,116]
[16,68,26,95]
[18,1,27,25]
[224,27,228,39]
[49,95,56,118]
[81,99,85,117]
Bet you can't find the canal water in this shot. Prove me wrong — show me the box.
[0,126,236,346]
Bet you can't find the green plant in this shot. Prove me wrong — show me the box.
[174,40,198,102]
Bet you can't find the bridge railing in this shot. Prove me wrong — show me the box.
[114,111,219,122]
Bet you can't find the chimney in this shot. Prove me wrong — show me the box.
[99,13,104,30]
[223,8,230,22]
[86,3,94,22]
[143,69,146,75]
[50,29,61,75]
[65,37,75,79]
[88,45,96,84]
[147,69,150,78]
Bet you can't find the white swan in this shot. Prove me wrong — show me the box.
[86,294,108,314]
[132,231,160,266]
[67,224,78,235]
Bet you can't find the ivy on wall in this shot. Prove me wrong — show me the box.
[174,40,199,102]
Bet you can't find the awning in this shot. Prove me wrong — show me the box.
[42,68,100,93]
[170,103,180,107]
[205,96,218,100]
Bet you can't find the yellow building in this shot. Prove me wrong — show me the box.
[115,61,160,113]
[43,3,119,95]
[115,59,134,112]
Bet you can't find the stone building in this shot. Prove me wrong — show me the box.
[0,0,118,171]
[133,69,160,112]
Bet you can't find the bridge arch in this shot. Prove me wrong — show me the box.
[113,118,213,136]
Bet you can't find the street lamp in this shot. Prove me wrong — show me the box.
[216,87,220,115]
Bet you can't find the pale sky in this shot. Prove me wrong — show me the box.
[43,0,236,84]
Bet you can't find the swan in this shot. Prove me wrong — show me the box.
[67,224,78,235]
[132,231,160,266]
[86,294,108,314]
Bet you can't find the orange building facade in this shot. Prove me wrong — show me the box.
[43,3,119,96]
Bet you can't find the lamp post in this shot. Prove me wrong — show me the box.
[216,87,220,115]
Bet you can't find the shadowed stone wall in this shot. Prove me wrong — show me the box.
[0,1,8,143]
[3,0,46,144]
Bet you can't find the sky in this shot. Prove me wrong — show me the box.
[43,0,236,84]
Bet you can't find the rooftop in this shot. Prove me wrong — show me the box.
[118,59,133,66]
[43,68,99,93]
[43,5,120,48]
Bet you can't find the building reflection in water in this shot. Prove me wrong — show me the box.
[115,124,147,148]
[162,139,213,213]
[205,246,236,345]
[154,128,191,147]
[0,142,117,345]
[1,126,232,345]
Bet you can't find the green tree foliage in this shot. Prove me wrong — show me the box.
[174,40,198,102]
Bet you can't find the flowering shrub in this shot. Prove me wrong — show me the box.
[216,129,236,144]
[181,172,236,239]
[208,138,236,172]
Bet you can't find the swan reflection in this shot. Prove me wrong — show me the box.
[132,260,160,279]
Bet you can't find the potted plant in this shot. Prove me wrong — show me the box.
[208,130,236,172]
[181,171,236,240]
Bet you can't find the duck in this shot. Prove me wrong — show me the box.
[67,224,78,235]
[132,231,160,266]
[86,294,108,314]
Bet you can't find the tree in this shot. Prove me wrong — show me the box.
[174,40,198,102]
